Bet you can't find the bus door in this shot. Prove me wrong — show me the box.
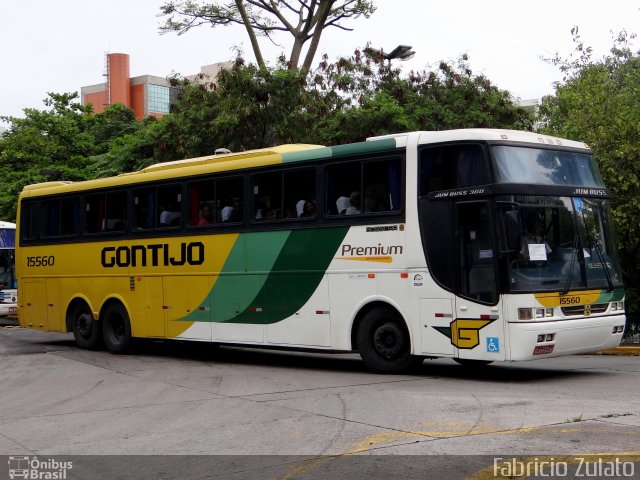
[453,201,504,360]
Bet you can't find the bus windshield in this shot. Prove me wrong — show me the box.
[502,195,623,293]
[493,145,604,187]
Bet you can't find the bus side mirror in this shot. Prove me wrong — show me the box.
[504,210,521,252]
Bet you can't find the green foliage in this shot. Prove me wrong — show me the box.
[0,94,141,220]
[305,51,532,144]
[146,52,531,154]
[159,62,313,155]
[87,51,531,172]
[539,28,640,316]
[0,53,533,227]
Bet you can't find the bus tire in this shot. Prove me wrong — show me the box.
[357,307,418,374]
[70,302,102,350]
[102,303,133,354]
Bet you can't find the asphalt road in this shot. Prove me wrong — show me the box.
[1,325,639,479]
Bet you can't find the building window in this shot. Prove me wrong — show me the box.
[148,84,171,114]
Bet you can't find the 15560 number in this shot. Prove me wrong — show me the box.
[559,296,581,305]
[27,256,55,267]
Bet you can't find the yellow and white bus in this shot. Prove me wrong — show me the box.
[16,130,626,372]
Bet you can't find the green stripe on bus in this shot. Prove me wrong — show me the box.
[596,288,625,303]
[282,147,332,163]
[223,226,348,324]
[281,138,398,163]
[329,138,397,157]
[209,231,291,322]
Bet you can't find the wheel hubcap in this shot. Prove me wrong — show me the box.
[373,323,404,359]
[76,312,92,338]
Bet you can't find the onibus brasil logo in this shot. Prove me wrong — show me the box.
[8,456,72,479]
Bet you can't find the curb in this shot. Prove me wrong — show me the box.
[598,346,640,356]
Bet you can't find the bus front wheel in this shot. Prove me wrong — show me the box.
[357,308,419,374]
[71,302,102,350]
[102,303,133,354]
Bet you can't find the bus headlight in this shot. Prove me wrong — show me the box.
[518,308,533,320]
[519,308,553,320]
[611,301,624,312]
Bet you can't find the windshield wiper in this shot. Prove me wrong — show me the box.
[591,236,614,292]
[561,234,578,295]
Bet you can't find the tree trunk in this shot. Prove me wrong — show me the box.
[302,1,332,72]
[235,0,265,68]
[289,38,304,70]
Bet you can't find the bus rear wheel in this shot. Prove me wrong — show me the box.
[102,303,133,354]
[357,308,419,374]
[71,302,102,350]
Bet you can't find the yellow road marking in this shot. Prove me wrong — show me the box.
[274,423,640,479]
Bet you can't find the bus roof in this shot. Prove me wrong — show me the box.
[19,129,590,198]
[368,129,590,150]
[19,138,400,198]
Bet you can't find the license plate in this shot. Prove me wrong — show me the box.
[533,345,554,355]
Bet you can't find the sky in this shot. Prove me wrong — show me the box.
[1,0,639,120]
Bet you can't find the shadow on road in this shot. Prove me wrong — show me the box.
[1,327,603,383]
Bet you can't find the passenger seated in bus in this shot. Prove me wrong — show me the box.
[221,200,233,222]
[345,191,361,215]
[300,200,317,218]
[198,205,214,225]
[112,220,126,231]
[263,209,276,220]
[102,218,126,231]
[336,194,351,215]
[296,199,306,217]
[520,213,552,261]
[159,205,181,227]
[225,197,243,222]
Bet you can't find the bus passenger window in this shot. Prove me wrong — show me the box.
[189,179,218,226]
[252,168,315,222]
[133,188,156,230]
[218,176,244,224]
[20,202,38,241]
[85,191,128,234]
[419,144,488,195]
[158,185,182,228]
[326,158,402,216]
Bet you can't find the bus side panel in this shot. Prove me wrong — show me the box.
[45,278,63,332]
[419,298,455,356]
[129,276,165,339]
[265,275,331,347]
[213,274,265,343]
[164,275,212,340]
[20,280,47,331]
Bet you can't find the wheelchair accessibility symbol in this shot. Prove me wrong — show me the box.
[486,337,499,353]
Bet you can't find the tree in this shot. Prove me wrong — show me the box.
[98,51,531,164]
[305,50,532,144]
[158,0,376,70]
[539,28,640,319]
[0,94,140,220]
